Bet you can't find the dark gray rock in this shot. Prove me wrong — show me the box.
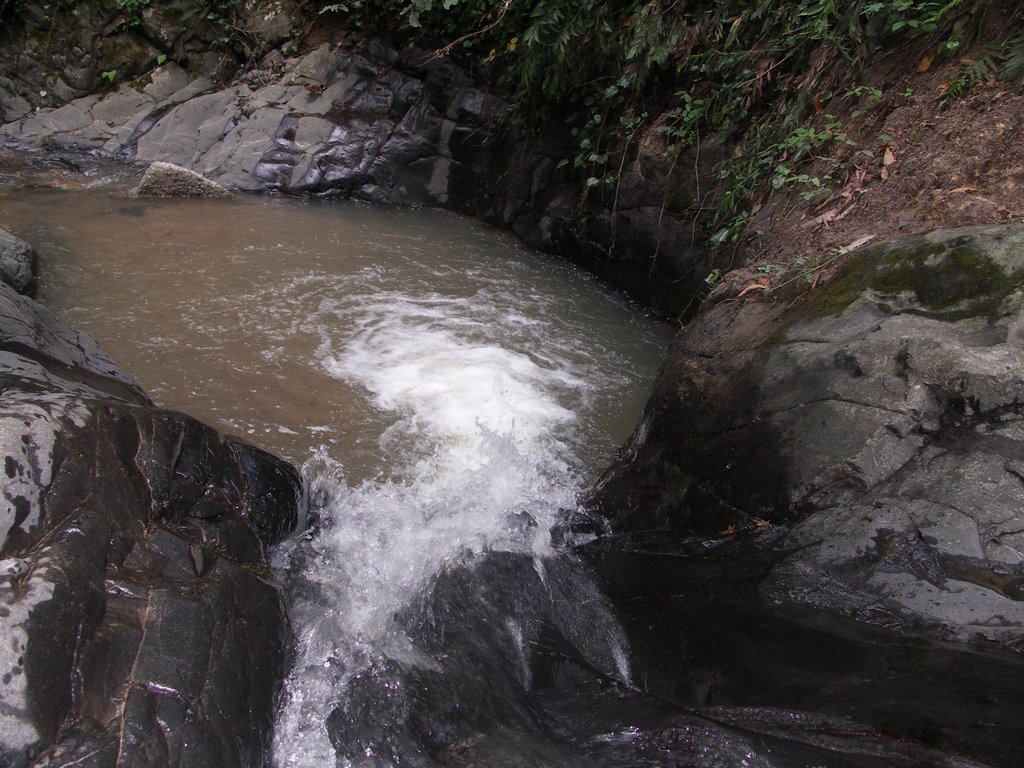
[0,1,299,123]
[135,160,234,198]
[0,282,301,766]
[0,227,35,294]
[591,224,1024,647]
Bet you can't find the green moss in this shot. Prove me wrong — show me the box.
[796,231,1024,320]
[240,560,278,582]
[129,71,154,90]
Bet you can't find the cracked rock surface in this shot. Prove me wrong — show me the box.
[0,275,302,765]
[591,224,1024,648]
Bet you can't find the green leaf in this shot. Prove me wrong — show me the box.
[710,227,734,246]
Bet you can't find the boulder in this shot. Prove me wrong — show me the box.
[0,227,35,294]
[0,282,302,767]
[135,160,234,198]
[591,224,1024,648]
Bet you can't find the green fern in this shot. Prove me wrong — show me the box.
[941,45,1001,105]
[999,27,1024,82]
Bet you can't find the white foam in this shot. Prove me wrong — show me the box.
[271,261,666,766]
[272,288,591,766]
[325,317,582,482]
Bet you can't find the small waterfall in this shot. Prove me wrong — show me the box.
[0,187,669,767]
[272,287,639,767]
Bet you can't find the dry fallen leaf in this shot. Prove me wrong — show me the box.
[917,53,933,72]
[736,281,771,298]
[882,147,896,166]
[838,234,876,254]
[880,166,890,181]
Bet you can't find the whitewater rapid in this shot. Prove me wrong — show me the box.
[271,272,649,765]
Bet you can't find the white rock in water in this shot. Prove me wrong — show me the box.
[134,161,233,199]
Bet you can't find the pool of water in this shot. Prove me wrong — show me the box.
[0,187,670,478]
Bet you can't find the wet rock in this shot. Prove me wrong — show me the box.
[591,224,1024,648]
[134,160,234,198]
[0,227,35,294]
[497,135,729,319]
[0,283,147,394]
[0,146,25,168]
[0,281,301,765]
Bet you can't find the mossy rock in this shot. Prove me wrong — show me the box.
[799,225,1024,321]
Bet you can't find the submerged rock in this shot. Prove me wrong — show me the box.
[0,277,301,765]
[135,160,234,198]
[592,224,1024,649]
[0,227,35,294]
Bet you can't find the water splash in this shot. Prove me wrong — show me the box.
[272,288,599,766]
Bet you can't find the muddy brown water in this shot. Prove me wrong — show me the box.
[0,186,671,479]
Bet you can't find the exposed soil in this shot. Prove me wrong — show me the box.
[733,33,1024,299]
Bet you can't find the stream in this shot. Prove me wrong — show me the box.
[3,157,1023,768]
[0,164,676,766]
